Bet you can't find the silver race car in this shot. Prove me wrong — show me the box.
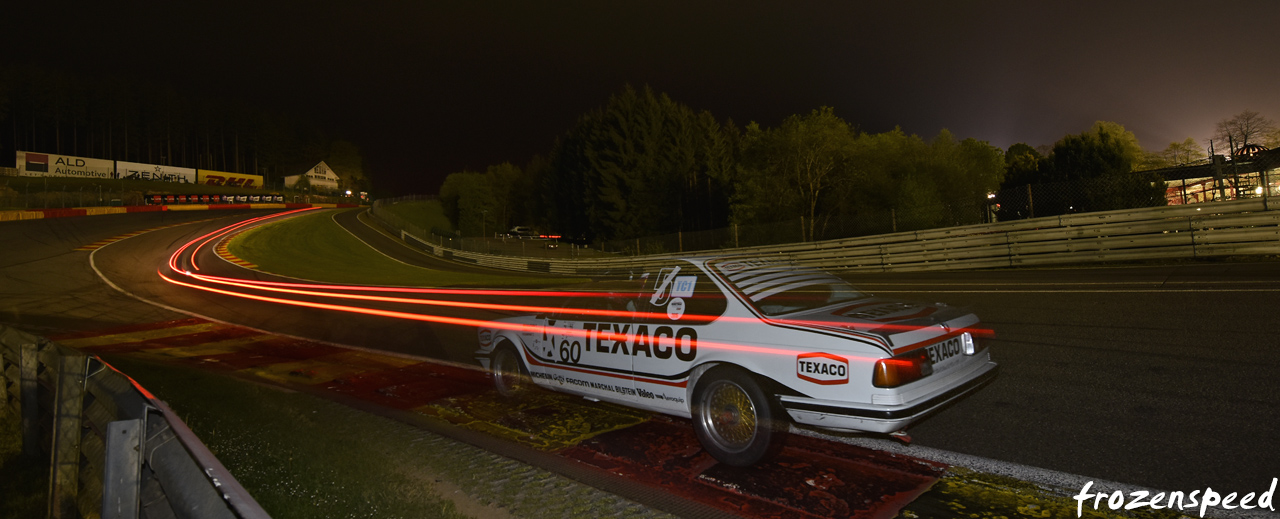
[476,257,997,466]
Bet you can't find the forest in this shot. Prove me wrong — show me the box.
[440,85,1247,242]
[0,64,368,192]
[6,63,1270,242]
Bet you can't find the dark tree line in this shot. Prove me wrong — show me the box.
[539,85,737,241]
[733,113,1005,239]
[443,89,1253,240]
[0,64,367,191]
[999,121,1169,218]
[442,86,741,240]
[441,85,1006,241]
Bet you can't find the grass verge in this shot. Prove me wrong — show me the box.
[104,356,477,519]
[105,355,666,519]
[899,467,1185,519]
[380,200,454,234]
[229,209,581,286]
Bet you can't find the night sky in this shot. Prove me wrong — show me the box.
[5,0,1279,194]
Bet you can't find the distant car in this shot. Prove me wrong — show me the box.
[475,257,998,466]
[544,241,559,249]
[507,226,538,239]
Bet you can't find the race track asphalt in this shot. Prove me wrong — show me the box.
[324,210,1280,494]
[5,208,1279,500]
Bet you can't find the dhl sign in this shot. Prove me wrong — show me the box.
[197,169,264,189]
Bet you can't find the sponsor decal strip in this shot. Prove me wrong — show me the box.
[891,326,988,355]
[521,348,690,388]
[796,352,850,385]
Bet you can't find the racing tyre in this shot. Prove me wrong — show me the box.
[491,345,531,398]
[692,366,785,466]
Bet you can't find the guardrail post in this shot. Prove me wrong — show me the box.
[48,352,87,519]
[20,342,39,458]
[1026,184,1035,219]
[102,419,144,519]
[1262,168,1270,211]
[1187,216,1198,259]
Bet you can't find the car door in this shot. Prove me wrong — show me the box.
[536,288,638,404]
[629,262,728,412]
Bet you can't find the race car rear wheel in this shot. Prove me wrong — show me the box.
[491,345,531,398]
[692,366,784,466]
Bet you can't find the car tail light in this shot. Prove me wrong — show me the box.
[872,349,934,388]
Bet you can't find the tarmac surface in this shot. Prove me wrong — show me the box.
[5,207,1280,518]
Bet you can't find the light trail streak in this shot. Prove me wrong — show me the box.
[190,207,320,271]
[179,275,632,298]
[186,271,709,322]
[168,208,318,272]
[183,269,987,338]
[160,212,989,361]
[158,269,880,362]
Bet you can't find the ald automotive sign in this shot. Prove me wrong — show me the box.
[16,151,114,179]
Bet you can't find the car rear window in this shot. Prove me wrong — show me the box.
[710,259,868,317]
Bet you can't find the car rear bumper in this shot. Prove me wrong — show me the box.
[778,360,998,433]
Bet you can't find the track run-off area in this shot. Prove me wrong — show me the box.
[4,207,1279,518]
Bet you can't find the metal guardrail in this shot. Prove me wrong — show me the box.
[0,325,270,519]
[372,198,1279,274]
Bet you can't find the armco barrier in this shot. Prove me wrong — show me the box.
[371,198,1279,274]
[0,325,269,519]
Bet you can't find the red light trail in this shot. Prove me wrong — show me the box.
[160,211,984,363]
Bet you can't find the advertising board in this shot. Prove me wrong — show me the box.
[16,151,114,179]
[197,170,263,189]
[116,161,197,183]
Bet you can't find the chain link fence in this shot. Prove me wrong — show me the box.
[370,195,462,249]
[371,195,612,259]
[599,171,1276,256]
[374,152,1278,259]
[1162,169,1276,205]
[993,175,1167,221]
[599,195,995,255]
[0,179,146,208]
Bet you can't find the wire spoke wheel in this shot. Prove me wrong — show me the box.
[700,381,757,450]
[692,366,784,466]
